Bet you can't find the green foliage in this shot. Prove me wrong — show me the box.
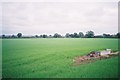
[79,32,84,38]
[17,33,22,38]
[2,38,119,78]
[85,31,94,38]
[53,33,62,38]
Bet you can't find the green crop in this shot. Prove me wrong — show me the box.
[2,38,119,78]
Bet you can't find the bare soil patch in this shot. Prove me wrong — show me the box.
[72,50,119,66]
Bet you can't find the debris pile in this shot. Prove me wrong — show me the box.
[73,49,119,65]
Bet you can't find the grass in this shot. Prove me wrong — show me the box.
[2,38,119,78]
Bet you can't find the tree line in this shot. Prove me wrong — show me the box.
[1,31,120,38]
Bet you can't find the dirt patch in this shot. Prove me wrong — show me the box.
[72,51,119,66]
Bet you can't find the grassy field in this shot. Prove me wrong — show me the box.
[2,38,119,78]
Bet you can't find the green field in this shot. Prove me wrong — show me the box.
[2,38,119,78]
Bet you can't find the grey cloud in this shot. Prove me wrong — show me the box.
[2,2,118,35]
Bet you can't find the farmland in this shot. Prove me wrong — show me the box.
[2,38,119,78]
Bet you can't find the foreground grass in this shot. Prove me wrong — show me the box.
[2,38,119,78]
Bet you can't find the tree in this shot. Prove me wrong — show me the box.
[53,33,62,38]
[117,32,120,38]
[42,34,47,38]
[79,32,84,38]
[85,31,94,38]
[103,34,111,38]
[73,33,79,38]
[40,35,43,38]
[2,34,5,38]
[48,35,52,38]
[65,33,70,38]
[69,34,74,38]
[11,35,16,38]
[111,34,117,38]
[35,35,39,38]
[17,33,22,38]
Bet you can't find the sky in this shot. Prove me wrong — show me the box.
[1,1,118,36]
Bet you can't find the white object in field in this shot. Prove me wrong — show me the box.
[106,49,112,52]
[100,50,111,56]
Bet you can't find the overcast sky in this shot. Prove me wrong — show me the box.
[1,1,118,35]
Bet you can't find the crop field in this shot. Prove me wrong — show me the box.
[2,38,119,78]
